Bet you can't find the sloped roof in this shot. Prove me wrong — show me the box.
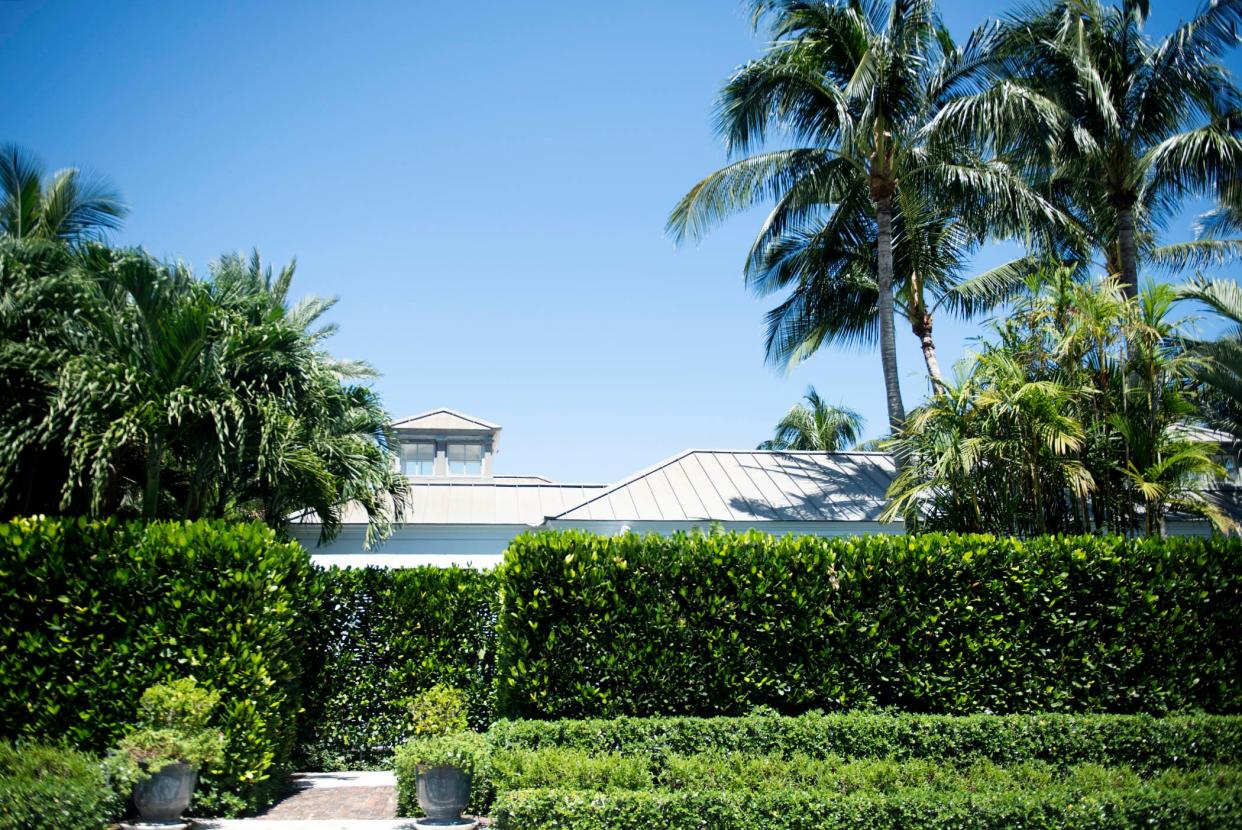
[289,480,606,527]
[392,409,500,432]
[550,450,898,523]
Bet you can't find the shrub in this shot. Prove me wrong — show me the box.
[295,566,497,769]
[0,742,119,830]
[394,732,492,817]
[0,517,321,815]
[487,712,1242,773]
[112,679,226,788]
[409,684,471,737]
[496,530,1242,718]
[492,782,1242,830]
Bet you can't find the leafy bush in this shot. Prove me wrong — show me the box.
[496,530,1242,718]
[492,782,1242,830]
[487,712,1242,773]
[394,732,492,817]
[0,741,119,830]
[296,566,497,769]
[491,747,654,792]
[409,684,470,737]
[113,679,226,786]
[0,517,321,815]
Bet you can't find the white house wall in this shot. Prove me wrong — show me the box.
[288,523,534,569]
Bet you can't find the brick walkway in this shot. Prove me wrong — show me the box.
[257,772,397,821]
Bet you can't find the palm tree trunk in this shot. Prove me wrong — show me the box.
[1115,201,1140,300]
[873,193,906,433]
[911,312,943,390]
[143,430,162,521]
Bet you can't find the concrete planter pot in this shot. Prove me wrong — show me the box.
[416,763,471,821]
[133,761,197,825]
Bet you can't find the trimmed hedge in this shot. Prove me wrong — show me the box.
[487,712,1242,773]
[492,783,1242,830]
[0,741,118,830]
[295,566,498,769]
[0,517,320,815]
[496,531,1242,718]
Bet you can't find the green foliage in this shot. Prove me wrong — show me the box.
[757,387,863,451]
[0,741,120,830]
[488,712,1242,774]
[0,517,322,815]
[491,747,654,793]
[394,732,491,817]
[409,684,471,738]
[113,679,226,783]
[0,239,407,544]
[295,566,497,770]
[496,530,1242,718]
[887,275,1232,535]
[492,780,1242,830]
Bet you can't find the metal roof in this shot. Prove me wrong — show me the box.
[550,450,897,523]
[391,409,501,432]
[289,480,607,527]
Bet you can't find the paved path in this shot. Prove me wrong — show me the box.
[196,771,401,827]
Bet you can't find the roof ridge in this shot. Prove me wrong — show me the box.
[548,449,701,519]
[392,408,501,430]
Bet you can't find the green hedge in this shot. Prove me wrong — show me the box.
[295,566,498,769]
[0,517,320,815]
[487,712,1242,773]
[0,741,118,830]
[496,531,1242,718]
[492,783,1242,830]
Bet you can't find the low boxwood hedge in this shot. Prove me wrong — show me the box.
[497,531,1242,718]
[492,782,1242,830]
[0,517,321,815]
[487,712,1242,773]
[0,741,118,830]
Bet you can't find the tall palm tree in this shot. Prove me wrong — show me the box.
[0,143,126,243]
[758,386,864,450]
[750,185,1032,389]
[669,0,1052,432]
[944,0,1242,297]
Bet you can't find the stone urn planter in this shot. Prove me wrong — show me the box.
[416,763,473,823]
[131,762,197,828]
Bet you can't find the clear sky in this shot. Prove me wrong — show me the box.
[1,0,1233,483]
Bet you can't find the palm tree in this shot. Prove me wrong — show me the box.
[758,386,864,450]
[1180,275,1242,439]
[669,0,1052,432]
[0,242,408,544]
[749,185,1032,389]
[946,0,1242,297]
[0,143,126,243]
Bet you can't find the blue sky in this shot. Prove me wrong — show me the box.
[1,0,1233,483]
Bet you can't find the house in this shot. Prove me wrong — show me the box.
[288,409,903,567]
[288,409,1242,566]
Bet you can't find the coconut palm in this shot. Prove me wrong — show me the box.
[750,185,1033,389]
[943,0,1242,297]
[668,0,1053,432]
[0,143,126,243]
[758,386,864,450]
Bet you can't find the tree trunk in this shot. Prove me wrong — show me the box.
[911,311,943,391]
[143,430,162,521]
[873,193,906,433]
[1115,201,1140,300]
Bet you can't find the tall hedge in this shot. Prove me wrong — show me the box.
[0,517,320,815]
[496,531,1242,719]
[295,566,498,769]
